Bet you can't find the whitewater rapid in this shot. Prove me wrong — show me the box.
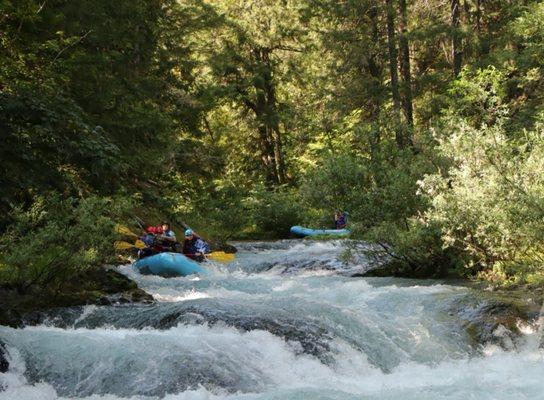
[1,240,543,400]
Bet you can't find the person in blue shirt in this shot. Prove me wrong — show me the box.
[182,229,210,261]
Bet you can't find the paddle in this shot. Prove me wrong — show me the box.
[114,240,147,250]
[114,240,235,263]
[116,222,236,263]
[115,225,140,238]
[203,251,235,263]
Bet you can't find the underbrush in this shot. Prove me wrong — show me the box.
[0,194,134,291]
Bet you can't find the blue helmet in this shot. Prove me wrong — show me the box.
[184,229,193,237]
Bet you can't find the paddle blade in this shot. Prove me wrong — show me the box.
[115,224,139,238]
[134,239,147,249]
[207,251,236,263]
[114,241,136,250]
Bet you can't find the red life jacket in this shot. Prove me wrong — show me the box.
[146,225,164,234]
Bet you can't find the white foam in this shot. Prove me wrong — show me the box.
[153,290,210,302]
[3,241,544,399]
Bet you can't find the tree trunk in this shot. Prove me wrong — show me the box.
[249,47,287,185]
[262,60,287,184]
[385,0,404,148]
[367,4,383,172]
[451,0,462,77]
[398,0,414,146]
[476,0,481,33]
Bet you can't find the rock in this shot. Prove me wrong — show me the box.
[0,268,153,327]
[361,258,452,279]
[449,287,542,350]
[209,239,237,254]
[0,342,9,373]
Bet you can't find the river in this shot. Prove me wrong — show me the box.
[1,240,543,399]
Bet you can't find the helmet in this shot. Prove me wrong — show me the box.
[184,229,193,237]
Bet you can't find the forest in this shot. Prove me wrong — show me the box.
[1,0,544,291]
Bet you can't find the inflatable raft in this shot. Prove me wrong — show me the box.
[133,252,208,277]
[290,226,351,237]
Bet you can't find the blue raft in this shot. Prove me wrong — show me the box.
[133,252,208,277]
[290,225,351,237]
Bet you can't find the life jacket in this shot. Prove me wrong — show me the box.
[146,225,164,234]
[141,233,156,247]
[183,237,210,258]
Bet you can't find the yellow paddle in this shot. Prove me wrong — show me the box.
[206,251,236,263]
[115,224,236,262]
[115,225,140,238]
[114,240,147,250]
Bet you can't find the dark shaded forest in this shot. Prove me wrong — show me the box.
[2,0,544,290]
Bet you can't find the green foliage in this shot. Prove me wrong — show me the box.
[443,67,508,127]
[0,195,134,290]
[420,120,544,283]
[301,149,430,230]
[3,0,544,289]
[364,219,464,279]
[246,186,303,238]
[300,155,370,213]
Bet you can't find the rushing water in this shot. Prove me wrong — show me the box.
[1,240,543,400]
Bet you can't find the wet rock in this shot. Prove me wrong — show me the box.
[1,268,153,327]
[449,288,542,350]
[361,257,453,279]
[31,299,334,363]
[209,239,237,254]
[0,341,8,373]
[98,296,112,306]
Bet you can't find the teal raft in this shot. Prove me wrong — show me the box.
[290,225,351,237]
[133,252,208,277]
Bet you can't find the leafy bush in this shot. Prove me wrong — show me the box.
[300,150,430,230]
[0,194,133,290]
[175,180,252,239]
[420,120,544,283]
[363,217,467,278]
[246,186,303,238]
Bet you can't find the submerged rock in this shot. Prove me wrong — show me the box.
[20,299,334,363]
[449,287,543,350]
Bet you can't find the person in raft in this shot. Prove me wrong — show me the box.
[139,222,177,256]
[334,210,348,229]
[182,229,210,261]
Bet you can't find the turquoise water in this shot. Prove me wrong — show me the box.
[1,240,543,399]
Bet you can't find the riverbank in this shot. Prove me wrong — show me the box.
[0,267,152,327]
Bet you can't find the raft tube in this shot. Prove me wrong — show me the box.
[290,226,351,237]
[133,252,208,277]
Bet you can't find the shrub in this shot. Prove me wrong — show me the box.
[246,186,303,238]
[420,120,544,283]
[0,194,133,291]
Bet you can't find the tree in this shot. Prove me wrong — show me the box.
[451,0,462,76]
[398,0,414,133]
